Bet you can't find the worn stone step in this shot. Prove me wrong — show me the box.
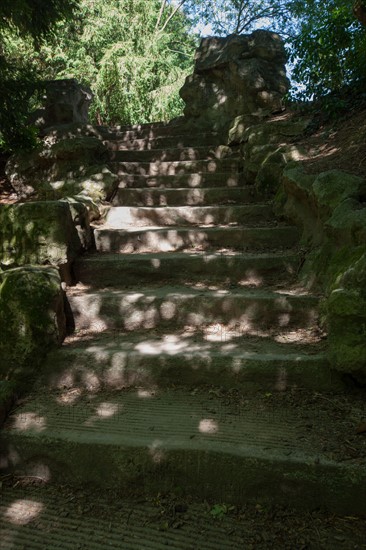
[36,333,331,392]
[104,132,223,151]
[94,225,300,254]
[97,122,211,140]
[110,158,241,176]
[112,186,258,207]
[104,205,273,228]
[116,172,244,189]
[67,286,319,335]
[73,251,300,287]
[109,146,233,163]
[0,485,277,550]
[2,388,364,514]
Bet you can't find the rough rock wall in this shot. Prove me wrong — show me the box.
[180,30,290,131]
[29,79,93,131]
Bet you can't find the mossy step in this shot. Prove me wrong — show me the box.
[67,286,319,334]
[116,172,245,189]
[94,224,300,253]
[73,251,300,287]
[112,186,259,207]
[109,146,233,163]
[104,205,273,228]
[103,132,223,150]
[110,158,241,176]
[2,388,364,513]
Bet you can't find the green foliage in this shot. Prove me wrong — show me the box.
[26,0,196,125]
[0,0,78,152]
[289,0,366,101]
[182,0,295,35]
[210,503,235,519]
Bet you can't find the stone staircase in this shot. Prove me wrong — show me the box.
[1,121,366,544]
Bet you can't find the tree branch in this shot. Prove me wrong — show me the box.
[155,0,167,31]
[157,0,187,33]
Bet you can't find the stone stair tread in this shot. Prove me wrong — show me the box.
[55,330,327,355]
[104,133,223,150]
[1,485,366,550]
[2,388,365,512]
[1,388,338,458]
[67,284,319,301]
[116,172,244,188]
[110,158,241,176]
[112,186,259,207]
[108,145,231,161]
[0,486,251,550]
[38,331,330,393]
[103,204,274,228]
[78,250,298,260]
[94,223,288,233]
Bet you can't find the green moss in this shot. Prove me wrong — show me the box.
[0,201,81,269]
[0,266,65,382]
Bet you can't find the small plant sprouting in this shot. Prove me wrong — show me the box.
[209,503,235,519]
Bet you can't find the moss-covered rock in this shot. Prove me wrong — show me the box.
[275,162,366,383]
[0,266,65,391]
[313,170,365,213]
[0,201,82,282]
[326,199,366,246]
[5,136,114,201]
[255,145,305,196]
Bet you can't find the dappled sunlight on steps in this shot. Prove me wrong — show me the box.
[2,119,365,521]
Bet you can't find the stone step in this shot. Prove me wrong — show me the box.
[104,205,273,228]
[94,225,300,254]
[110,158,241,176]
[73,251,300,288]
[2,387,364,513]
[112,186,258,207]
[97,122,213,140]
[37,333,331,392]
[1,485,294,550]
[116,172,244,189]
[67,286,319,335]
[108,146,232,163]
[104,132,223,150]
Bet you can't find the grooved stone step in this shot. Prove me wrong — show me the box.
[104,205,273,227]
[112,186,257,207]
[104,132,222,150]
[0,487,255,550]
[116,172,244,188]
[1,389,364,513]
[110,158,241,176]
[94,225,300,253]
[73,251,300,287]
[67,287,319,334]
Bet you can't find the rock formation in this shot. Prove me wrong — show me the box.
[180,30,290,131]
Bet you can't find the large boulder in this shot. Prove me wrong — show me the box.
[0,201,84,282]
[180,30,290,131]
[0,266,65,393]
[5,136,113,200]
[29,79,93,130]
